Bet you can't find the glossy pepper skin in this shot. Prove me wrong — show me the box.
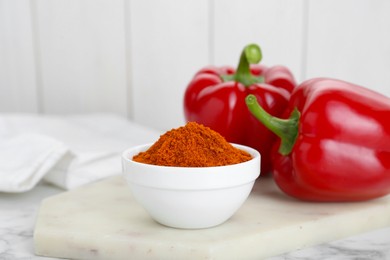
[246,78,390,201]
[184,44,296,174]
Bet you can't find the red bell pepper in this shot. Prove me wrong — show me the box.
[184,44,296,173]
[246,78,390,201]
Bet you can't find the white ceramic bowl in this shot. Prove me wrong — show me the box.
[122,143,261,229]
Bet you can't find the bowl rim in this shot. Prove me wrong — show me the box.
[122,143,261,190]
[122,142,260,170]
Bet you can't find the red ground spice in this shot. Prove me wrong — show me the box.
[132,122,252,167]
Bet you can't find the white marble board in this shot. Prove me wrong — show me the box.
[34,176,390,260]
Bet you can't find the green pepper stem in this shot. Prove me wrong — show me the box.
[221,44,264,86]
[245,94,300,155]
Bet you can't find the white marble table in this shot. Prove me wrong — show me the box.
[1,114,390,259]
[1,179,390,260]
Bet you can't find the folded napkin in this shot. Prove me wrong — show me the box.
[0,113,161,192]
[0,134,73,192]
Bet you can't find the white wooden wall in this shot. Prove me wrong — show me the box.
[1,0,390,131]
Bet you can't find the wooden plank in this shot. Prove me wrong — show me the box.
[34,0,128,115]
[0,0,39,112]
[128,0,210,131]
[306,0,390,97]
[213,0,305,82]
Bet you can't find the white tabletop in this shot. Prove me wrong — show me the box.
[1,114,390,259]
[1,181,390,259]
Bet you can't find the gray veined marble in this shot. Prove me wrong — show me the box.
[1,178,390,260]
[33,177,390,260]
[0,182,60,260]
[269,228,390,260]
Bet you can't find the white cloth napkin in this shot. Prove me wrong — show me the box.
[0,134,74,192]
[0,113,161,192]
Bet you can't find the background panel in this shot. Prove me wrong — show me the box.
[0,0,39,112]
[306,0,390,97]
[213,0,306,83]
[35,0,128,115]
[129,0,210,131]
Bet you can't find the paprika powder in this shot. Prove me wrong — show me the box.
[133,122,252,167]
